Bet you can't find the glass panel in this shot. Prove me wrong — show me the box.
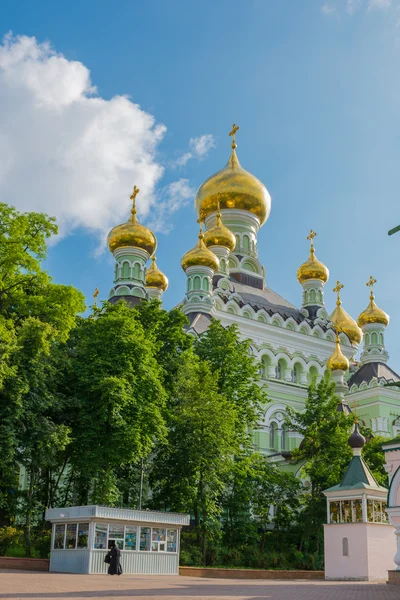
[151,541,159,552]
[54,524,65,549]
[382,502,388,523]
[77,523,89,549]
[94,524,107,549]
[330,502,339,524]
[374,501,382,523]
[167,529,177,553]
[125,526,137,551]
[367,499,374,522]
[152,528,166,542]
[341,501,352,523]
[353,499,363,523]
[108,538,123,550]
[140,527,151,551]
[109,524,124,539]
[65,524,77,549]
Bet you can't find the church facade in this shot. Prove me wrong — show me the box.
[106,125,400,463]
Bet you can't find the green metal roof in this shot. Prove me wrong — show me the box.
[324,455,387,493]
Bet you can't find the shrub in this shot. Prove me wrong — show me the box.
[0,527,23,556]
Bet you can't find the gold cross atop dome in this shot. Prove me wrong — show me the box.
[333,280,344,306]
[307,229,317,244]
[130,185,140,220]
[228,123,240,149]
[366,275,377,299]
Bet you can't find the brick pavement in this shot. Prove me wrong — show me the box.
[0,571,399,600]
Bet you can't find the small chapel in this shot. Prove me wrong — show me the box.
[105,124,400,464]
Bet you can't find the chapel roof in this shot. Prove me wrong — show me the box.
[348,361,400,388]
[324,455,386,493]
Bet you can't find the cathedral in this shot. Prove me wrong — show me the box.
[106,125,400,464]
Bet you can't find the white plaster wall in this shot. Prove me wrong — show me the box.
[324,523,396,580]
[366,524,397,580]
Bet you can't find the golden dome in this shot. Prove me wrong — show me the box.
[181,226,220,272]
[297,230,329,284]
[107,186,157,256]
[357,276,389,327]
[194,125,271,226]
[203,204,236,251]
[329,281,362,345]
[327,334,350,372]
[145,256,168,291]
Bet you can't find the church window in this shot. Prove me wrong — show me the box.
[371,332,378,345]
[235,235,240,250]
[379,333,383,345]
[310,289,316,304]
[229,258,237,269]
[342,538,349,557]
[114,264,118,280]
[193,276,201,291]
[293,363,302,384]
[132,263,140,280]
[261,355,270,379]
[122,261,130,279]
[270,422,277,450]
[307,366,318,385]
[220,259,226,272]
[243,235,250,251]
[276,358,286,380]
[203,278,209,292]
[281,425,286,450]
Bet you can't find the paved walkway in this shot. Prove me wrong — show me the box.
[0,571,399,600]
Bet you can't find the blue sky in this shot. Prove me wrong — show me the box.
[2,0,400,364]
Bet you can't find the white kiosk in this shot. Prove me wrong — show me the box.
[45,505,190,574]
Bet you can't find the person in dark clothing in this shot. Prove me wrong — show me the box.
[106,542,122,575]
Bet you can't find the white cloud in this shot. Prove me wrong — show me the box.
[368,0,391,10]
[174,134,215,167]
[321,3,337,15]
[146,178,195,234]
[0,33,169,245]
[346,0,362,15]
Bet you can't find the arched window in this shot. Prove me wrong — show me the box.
[371,332,378,345]
[220,259,226,272]
[276,358,286,380]
[261,355,271,379]
[235,235,240,250]
[193,276,201,291]
[293,363,302,384]
[203,278,209,292]
[242,235,250,251]
[308,365,319,385]
[281,425,287,450]
[122,261,130,279]
[270,422,277,450]
[132,263,140,279]
[310,289,316,304]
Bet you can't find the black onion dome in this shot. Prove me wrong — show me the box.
[348,422,366,449]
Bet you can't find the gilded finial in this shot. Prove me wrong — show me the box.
[366,275,377,300]
[306,229,317,256]
[130,185,140,222]
[228,123,240,149]
[93,287,99,307]
[333,280,344,306]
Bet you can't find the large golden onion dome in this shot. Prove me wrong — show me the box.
[194,124,271,226]
[357,276,389,327]
[108,186,157,256]
[145,256,168,291]
[181,225,220,272]
[203,203,236,251]
[329,281,362,345]
[297,230,329,284]
[326,334,350,372]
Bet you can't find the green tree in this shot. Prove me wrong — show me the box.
[194,319,266,438]
[65,301,167,505]
[286,377,353,553]
[361,431,387,487]
[0,203,84,540]
[150,350,238,565]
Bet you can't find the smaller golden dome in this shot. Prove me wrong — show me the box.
[357,276,389,327]
[327,334,349,372]
[145,256,168,291]
[329,281,362,345]
[108,186,157,256]
[181,225,220,272]
[297,230,329,284]
[203,204,236,251]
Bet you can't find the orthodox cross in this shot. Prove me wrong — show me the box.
[307,229,317,250]
[229,123,240,149]
[93,287,99,307]
[366,275,376,299]
[130,185,140,219]
[333,280,344,305]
